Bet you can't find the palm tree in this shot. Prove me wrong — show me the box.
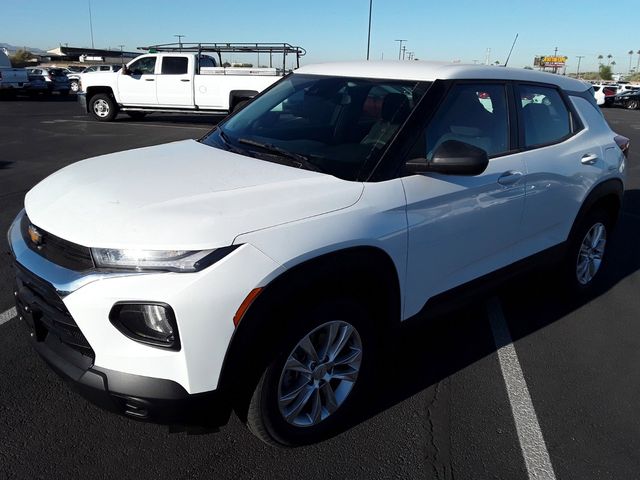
[597,54,604,65]
[607,54,613,66]
[629,50,634,73]
[637,50,640,73]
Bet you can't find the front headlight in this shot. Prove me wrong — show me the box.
[91,245,240,272]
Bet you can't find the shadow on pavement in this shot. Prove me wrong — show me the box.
[332,188,640,438]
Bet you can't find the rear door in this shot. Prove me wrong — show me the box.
[156,55,194,106]
[117,56,158,105]
[512,83,605,254]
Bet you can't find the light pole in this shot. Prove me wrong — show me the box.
[576,55,584,78]
[401,45,406,60]
[395,39,406,60]
[366,0,373,60]
[88,0,95,49]
[174,34,185,51]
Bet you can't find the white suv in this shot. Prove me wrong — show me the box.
[9,61,628,446]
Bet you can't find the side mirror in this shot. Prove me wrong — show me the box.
[121,66,131,76]
[405,140,489,176]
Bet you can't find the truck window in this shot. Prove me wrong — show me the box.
[129,57,156,75]
[161,57,188,75]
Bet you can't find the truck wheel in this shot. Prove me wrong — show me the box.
[89,93,118,121]
[126,111,147,120]
[247,298,374,447]
[563,207,612,294]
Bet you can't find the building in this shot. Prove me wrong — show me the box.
[46,45,139,64]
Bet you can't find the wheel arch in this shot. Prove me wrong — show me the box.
[85,86,116,108]
[228,90,258,110]
[571,178,623,236]
[217,245,402,421]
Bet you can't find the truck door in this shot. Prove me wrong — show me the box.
[156,56,194,106]
[118,56,158,105]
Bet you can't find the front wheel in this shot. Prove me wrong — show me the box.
[89,93,118,121]
[247,299,374,447]
[70,80,80,93]
[626,99,639,110]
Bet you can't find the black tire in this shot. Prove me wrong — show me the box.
[125,111,147,120]
[88,93,118,121]
[562,207,613,294]
[246,298,375,447]
[627,99,639,110]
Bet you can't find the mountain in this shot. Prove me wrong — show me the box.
[0,43,48,54]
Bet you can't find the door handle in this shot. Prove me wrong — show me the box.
[181,79,190,82]
[497,171,523,186]
[581,153,598,165]
[145,78,155,81]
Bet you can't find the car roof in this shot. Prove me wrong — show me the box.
[295,61,590,92]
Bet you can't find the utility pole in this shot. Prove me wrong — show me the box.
[576,55,584,78]
[485,48,491,65]
[88,0,95,49]
[174,34,185,51]
[118,44,124,64]
[366,0,373,60]
[401,45,406,60]
[395,39,406,60]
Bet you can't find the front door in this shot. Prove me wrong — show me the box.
[118,56,157,105]
[401,82,526,318]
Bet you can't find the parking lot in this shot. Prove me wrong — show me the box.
[1,97,639,479]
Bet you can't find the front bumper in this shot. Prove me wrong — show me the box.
[8,209,283,425]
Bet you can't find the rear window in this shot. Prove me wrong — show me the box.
[49,69,66,76]
[161,57,188,75]
[517,85,571,148]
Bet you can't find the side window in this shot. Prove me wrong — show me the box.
[129,57,156,75]
[99,65,110,71]
[414,83,509,160]
[517,85,571,148]
[161,57,188,75]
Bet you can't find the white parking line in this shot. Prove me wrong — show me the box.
[0,307,17,327]
[487,297,557,480]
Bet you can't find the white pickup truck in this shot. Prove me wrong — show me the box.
[0,50,29,94]
[78,43,305,121]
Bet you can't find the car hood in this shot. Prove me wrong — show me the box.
[25,139,364,250]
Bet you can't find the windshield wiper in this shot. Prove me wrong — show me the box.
[237,138,325,173]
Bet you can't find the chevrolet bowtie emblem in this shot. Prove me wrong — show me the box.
[28,224,43,247]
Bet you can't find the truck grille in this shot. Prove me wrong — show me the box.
[15,263,95,360]
[21,214,94,271]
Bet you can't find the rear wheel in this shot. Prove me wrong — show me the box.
[89,93,118,121]
[247,298,374,447]
[563,208,612,293]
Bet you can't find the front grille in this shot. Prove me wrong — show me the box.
[15,263,95,360]
[21,214,94,271]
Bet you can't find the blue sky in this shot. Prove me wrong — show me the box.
[3,0,640,73]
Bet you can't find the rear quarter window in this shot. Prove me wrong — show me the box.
[517,85,571,148]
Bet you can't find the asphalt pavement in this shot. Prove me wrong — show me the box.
[0,97,639,480]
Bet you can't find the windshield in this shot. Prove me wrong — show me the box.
[201,74,430,181]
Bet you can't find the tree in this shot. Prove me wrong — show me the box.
[9,49,35,67]
[222,62,231,67]
[629,50,634,73]
[599,64,613,80]
[606,54,613,66]
[636,49,640,73]
[597,54,603,64]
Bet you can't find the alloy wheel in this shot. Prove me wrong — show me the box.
[576,222,607,285]
[277,320,362,428]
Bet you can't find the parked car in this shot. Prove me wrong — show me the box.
[25,74,49,96]
[592,84,618,107]
[613,89,640,109]
[9,61,628,446]
[26,67,70,95]
[0,49,29,94]
[68,64,122,93]
[78,42,305,121]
